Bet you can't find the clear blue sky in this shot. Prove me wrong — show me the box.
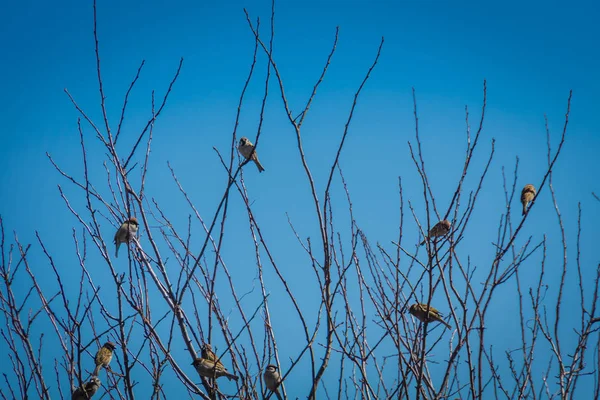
[1,0,599,397]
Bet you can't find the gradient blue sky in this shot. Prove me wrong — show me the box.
[1,0,599,398]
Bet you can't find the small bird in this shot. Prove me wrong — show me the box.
[72,377,101,400]
[419,219,451,246]
[409,303,451,329]
[263,364,283,400]
[192,357,238,381]
[114,217,139,258]
[238,137,265,173]
[521,184,536,216]
[93,341,116,376]
[201,343,224,370]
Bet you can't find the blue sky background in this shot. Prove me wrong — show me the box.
[1,0,599,398]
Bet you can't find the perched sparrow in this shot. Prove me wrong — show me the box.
[419,219,451,246]
[409,303,451,329]
[263,364,283,400]
[238,137,265,173]
[521,184,536,216]
[93,341,116,376]
[114,217,139,258]
[192,357,238,381]
[201,343,225,370]
[72,377,101,400]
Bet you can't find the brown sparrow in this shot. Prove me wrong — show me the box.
[419,219,451,246]
[192,357,238,381]
[72,376,101,400]
[238,137,265,173]
[408,303,451,329]
[93,341,116,376]
[114,217,139,258]
[520,184,536,215]
[201,343,225,370]
[263,364,283,399]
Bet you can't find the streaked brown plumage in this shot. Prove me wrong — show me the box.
[419,220,451,246]
[201,343,225,370]
[521,184,536,216]
[93,341,116,376]
[114,217,139,258]
[263,364,283,400]
[409,303,451,329]
[238,137,265,173]
[192,357,238,381]
[72,377,101,400]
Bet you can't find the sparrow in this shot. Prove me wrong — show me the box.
[263,364,283,400]
[192,357,238,381]
[72,377,101,400]
[419,219,451,246]
[408,303,451,329]
[93,341,116,376]
[201,343,225,370]
[114,217,139,258]
[238,137,265,173]
[521,184,536,216]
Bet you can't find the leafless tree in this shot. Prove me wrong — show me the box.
[1,1,598,399]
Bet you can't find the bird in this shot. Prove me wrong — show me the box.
[408,303,451,329]
[419,219,451,246]
[192,357,238,381]
[238,137,265,173]
[201,343,225,370]
[521,184,536,216]
[114,217,139,258]
[263,364,283,400]
[93,341,116,376]
[72,377,101,400]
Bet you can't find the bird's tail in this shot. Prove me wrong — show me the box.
[441,319,452,329]
[93,364,102,377]
[115,243,120,258]
[254,159,265,173]
[522,202,528,216]
[275,390,283,400]
[226,372,239,381]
